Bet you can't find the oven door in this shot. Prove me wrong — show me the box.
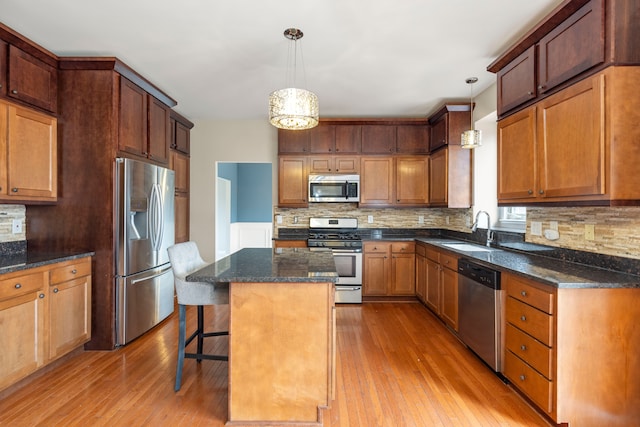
[332,250,362,304]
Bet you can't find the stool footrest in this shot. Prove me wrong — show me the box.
[185,353,228,361]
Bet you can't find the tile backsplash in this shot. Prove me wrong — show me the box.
[0,205,26,242]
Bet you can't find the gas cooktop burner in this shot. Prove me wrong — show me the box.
[308,217,362,249]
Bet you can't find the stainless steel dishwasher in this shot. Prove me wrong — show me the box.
[457,258,502,372]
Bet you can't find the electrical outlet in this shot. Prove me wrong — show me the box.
[549,221,558,231]
[12,219,22,234]
[293,216,299,224]
[530,221,542,236]
[585,224,595,241]
[275,215,283,224]
[367,215,374,224]
[445,216,450,225]
[418,215,424,224]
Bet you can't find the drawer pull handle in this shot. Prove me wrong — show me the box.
[71,269,78,274]
[11,89,18,94]
[39,293,45,299]
[520,315,527,321]
[520,290,527,297]
[12,188,18,192]
[15,283,22,289]
[53,288,59,293]
[519,374,526,381]
[520,345,527,351]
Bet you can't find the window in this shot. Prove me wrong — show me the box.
[497,206,526,231]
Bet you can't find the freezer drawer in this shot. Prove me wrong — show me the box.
[116,265,174,346]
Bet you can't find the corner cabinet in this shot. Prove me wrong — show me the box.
[0,100,57,203]
[169,111,193,244]
[0,256,92,393]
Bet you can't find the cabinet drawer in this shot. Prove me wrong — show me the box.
[425,247,440,262]
[504,350,553,414]
[505,323,553,379]
[391,242,414,253]
[364,242,390,253]
[506,275,554,314]
[50,259,91,285]
[506,297,554,346]
[439,252,457,271]
[0,272,44,300]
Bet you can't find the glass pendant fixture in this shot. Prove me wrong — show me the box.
[461,77,481,149]
[269,28,319,130]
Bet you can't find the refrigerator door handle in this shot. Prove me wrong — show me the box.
[130,267,171,284]
[149,184,163,251]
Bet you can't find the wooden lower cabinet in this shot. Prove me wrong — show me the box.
[0,256,92,392]
[417,243,458,331]
[273,240,307,249]
[503,272,640,426]
[363,241,415,297]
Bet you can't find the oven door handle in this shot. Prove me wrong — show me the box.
[335,286,362,291]
[330,248,362,253]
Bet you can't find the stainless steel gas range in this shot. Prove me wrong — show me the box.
[308,217,362,303]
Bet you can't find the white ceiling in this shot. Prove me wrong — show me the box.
[0,0,563,121]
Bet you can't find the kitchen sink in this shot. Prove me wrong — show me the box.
[441,243,497,252]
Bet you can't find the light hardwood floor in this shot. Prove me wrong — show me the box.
[0,302,551,426]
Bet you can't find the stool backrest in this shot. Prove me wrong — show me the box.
[168,242,207,280]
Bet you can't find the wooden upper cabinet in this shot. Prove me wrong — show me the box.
[0,41,6,96]
[7,46,57,114]
[278,156,308,207]
[429,146,471,208]
[309,124,336,153]
[428,104,470,152]
[334,125,361,153]
[396,125,429,154]
[395,156,428,206]
[537,0,604,95]
[0,101,57,202]
[359,156,394,205]
[278,129,310,153]
[170,110,193,155]
[119,77,148,157]
[148,95,170,164]
[361,125,395,154]
[497,45,537,116]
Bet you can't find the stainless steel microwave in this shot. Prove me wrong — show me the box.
[309,174,360,203]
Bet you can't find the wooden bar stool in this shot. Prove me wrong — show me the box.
[167,242,229,392]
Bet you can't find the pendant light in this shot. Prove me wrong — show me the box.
[461,77,481,149]
[269,28,319,130]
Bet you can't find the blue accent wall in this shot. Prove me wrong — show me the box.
[218,163,272,223]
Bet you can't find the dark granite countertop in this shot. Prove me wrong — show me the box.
[415,238,640,289]
[0,251,95,275]
[187,248,338,284]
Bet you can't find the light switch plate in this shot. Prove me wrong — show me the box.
[549,221,558,231]
[530,221,542,236]
[367,215,374,224]
[418,215,424,224]
[585,224,595,240]
[12,219,22,234]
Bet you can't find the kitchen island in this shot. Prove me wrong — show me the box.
[187,247,337,426]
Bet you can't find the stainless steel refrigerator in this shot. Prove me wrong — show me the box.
[115,158,175,346]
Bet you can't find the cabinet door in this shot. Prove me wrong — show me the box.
[278,129,310,153]
[424,258,440,314]
[174,121,190,154]
[361,125,395,154]
[395,156,428,206]
[497,45,536,115]
[429,148,447,205]
[8,46,57,113]
[430,115,447,151]
[278,156,308,207]
[148,95,170,164]
[334,156,359,173]
[440,266,458,330]
[171,151,190,194]
[396,125,429,154]
[0,41,6,97]
[309,124,335,153]
[537,0,604,94]
[537,74,604,199]
[309,156,333,173]
[497,106,537,202]
[49,276,91,361]
[0,289,46,391]
[5,102,57,201]
[415,252,427,302]
[360,156,394,206]
[335,125,361,154]
[119,77,148,157]
[175,192,189,243]
[363,252,389,296]
[390,253,415,295]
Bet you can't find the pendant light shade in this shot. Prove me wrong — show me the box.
[461,77,481,149]
[269,28,319,130]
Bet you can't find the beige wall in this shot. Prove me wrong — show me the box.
[190,120,278,261]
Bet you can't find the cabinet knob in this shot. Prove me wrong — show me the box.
[39,293,45,299]
[520,315,527,321]
[14,283,22,289]
[537,85,545,90]
[527,189,533,195]
[539,189,544,195]
[71,269,77,274]
[11,89,18,94]
[53,288,59,293]
[527,91,533,95]
[519,374,526,381]
[11,188,18,192]
[520,290,527,297]
[520,344,527,351]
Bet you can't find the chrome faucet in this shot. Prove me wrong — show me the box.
[471,210,494,247]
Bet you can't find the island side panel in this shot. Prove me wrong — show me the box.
[228,281,334,424]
